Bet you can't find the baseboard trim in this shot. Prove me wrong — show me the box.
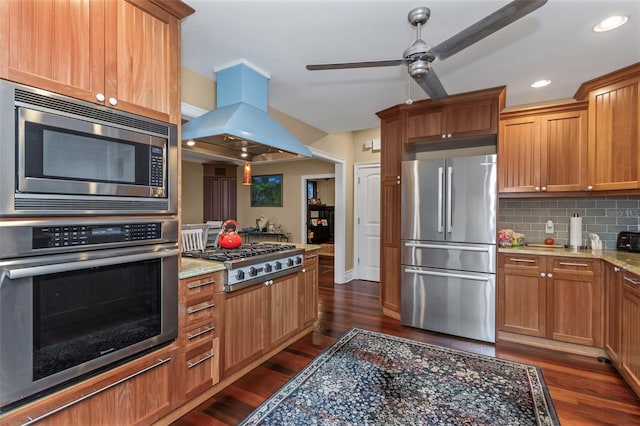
[497,331,607,358]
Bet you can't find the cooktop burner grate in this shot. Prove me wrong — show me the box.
[183,243,297,262]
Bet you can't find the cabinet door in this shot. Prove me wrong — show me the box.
[446,98,498,140]
[300,251,319,328]
[0,0,105,103]
[267,274,300,349]
[588,77,640,190]
[406,106,445,142]
[497,254,546,337]
[498,116,541,193]
[541,109,588,192]
[621,271,640,397]
[204,177,238,222]
[604,262,622,366]
[547,258,603,347]
[223,285,265,377]
[105,0,180,123]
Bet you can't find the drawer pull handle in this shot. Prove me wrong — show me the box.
[558,262,589,267]
[188,353,214,369]
[624,276,640,285]
[20,357,171,425]
[508,258,535,263]
[188,279,216,290]
[187,303,215,315]
[187,326,215,340]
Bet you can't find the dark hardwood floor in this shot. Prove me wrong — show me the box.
[173,267,640,426]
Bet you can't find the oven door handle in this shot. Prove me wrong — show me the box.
[3,249,180,279]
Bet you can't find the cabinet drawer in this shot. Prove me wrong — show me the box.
[183,293,218,327]
[181,273,220,300]
[183,338,219,399]
[551,258,599,275]
[181,319,218,349]
[500,254,543,269]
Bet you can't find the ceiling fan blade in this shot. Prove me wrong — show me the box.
[306,60,404,71]
[430,0,548,60]
[412,68,448,100]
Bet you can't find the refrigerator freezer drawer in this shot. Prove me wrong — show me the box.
[401,267,496,343]
[402,240,496,274]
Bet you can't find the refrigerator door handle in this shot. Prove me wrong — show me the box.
[437,167,444,233]
[404,242,491,252]
[404,268,490,282]
[446,166,453,233]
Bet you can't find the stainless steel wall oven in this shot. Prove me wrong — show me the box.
[0,80,178,217]
[0,218,179,411]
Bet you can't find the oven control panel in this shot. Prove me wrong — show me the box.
[33,222,162,248]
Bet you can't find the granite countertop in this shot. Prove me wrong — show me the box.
[178,243,322,279]
[499,246,640,275]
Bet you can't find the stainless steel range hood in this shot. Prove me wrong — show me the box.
[182,63,312,162]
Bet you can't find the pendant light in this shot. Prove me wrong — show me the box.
[242,161,252,185]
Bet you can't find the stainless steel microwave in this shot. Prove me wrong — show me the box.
[0,80,177,216]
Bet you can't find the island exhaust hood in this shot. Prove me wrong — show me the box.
[182,62,312,162]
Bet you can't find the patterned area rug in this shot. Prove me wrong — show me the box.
[240,328,559,425]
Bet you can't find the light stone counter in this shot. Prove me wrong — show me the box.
[499,246,640,276]
[179,257,226,280]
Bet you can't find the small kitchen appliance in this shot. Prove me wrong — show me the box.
[617,231,640,252]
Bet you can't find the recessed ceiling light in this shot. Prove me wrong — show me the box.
[531,79,551,88]
[241,152,248,158]
[186,140,195,146]
[593,15,629,32]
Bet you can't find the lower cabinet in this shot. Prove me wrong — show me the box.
[621,270,640,396]
[498,254,603,347]
[0,346,176,426]
[300,249,319,328]
[604,262,623,367]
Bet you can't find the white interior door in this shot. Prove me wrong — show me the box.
[355,164,380,281]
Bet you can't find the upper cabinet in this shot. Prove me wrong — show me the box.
[0,0,194,124]
[405,88,504,143]
[499,102,588,194]
[575,63,640,191]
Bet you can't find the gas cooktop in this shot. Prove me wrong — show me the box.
[182,243,298,262]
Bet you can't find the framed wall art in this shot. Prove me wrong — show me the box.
[251,174,283,207]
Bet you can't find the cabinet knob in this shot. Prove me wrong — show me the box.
[447,133,452,138]
[535,186,540,192]
[547,273,553,278]
[108,97,118,106]
[587,185,593,190]
[441,134,446,139]
[96,93,105,102]
[540,272,546,277]
[614,267,621,272]
[301,268,306,273]
[541,186,547,191]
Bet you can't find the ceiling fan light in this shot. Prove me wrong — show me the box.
[408,60,429,78]
[531,79,551,88]
[593,15,629,32]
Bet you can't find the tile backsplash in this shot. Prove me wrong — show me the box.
[498,196,640,249]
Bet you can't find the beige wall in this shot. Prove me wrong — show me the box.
[314,179,335,206]
[180,66,384,274]
[181,161,204,224]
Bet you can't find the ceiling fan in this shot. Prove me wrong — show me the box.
[306,0,548,101]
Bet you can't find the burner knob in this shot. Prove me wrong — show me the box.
[295,256,302,265]
[287,258,294,267]
[249,267,258,277]
[274,261,282,270]
[235,270,245,280]
[264,263,273,273]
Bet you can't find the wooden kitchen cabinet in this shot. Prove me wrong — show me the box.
[0,346,176,426]
[574,63,640,192]
[0,0,193,124]
[604,262,623,367]
[222,284,265,377]
[405,91,502,143]
[176,271,222,404]
[266,274,300,349]
[621,270,640,397]
[497,254,547,337]
[498,102,588,194]
[498,254,603,347]
[377,106,403,319]
[300,249,319,328]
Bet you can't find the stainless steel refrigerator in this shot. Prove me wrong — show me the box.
[400,154,497,343]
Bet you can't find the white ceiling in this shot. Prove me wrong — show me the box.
[181,0,640,134]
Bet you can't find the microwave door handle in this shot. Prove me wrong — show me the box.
[3,249,180,280]
[437,167,444,233]
[446,166,453,233]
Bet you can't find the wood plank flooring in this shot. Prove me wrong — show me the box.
[173,268,640,426]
